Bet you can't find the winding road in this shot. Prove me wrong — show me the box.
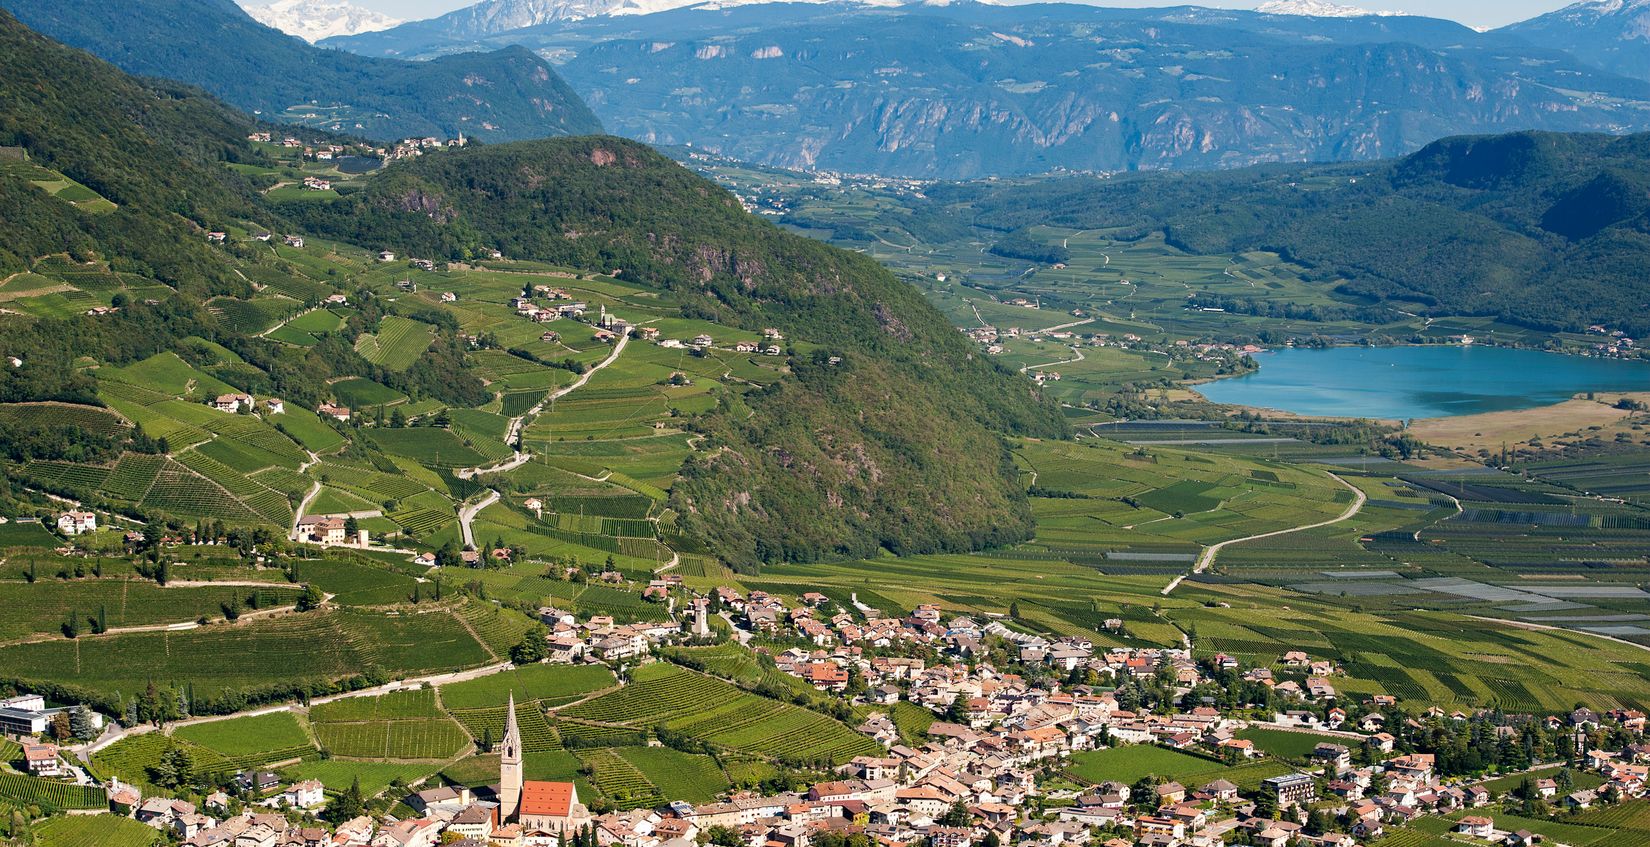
[457,331,631,479]
[458,490,500,549]
[1162,471,1366,595]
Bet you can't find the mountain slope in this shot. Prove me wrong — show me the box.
[1500,0,1650,82]
[333,2,1650,178]
[929,130,1650,336]
[0,0,602,143]
[281,136,1067,566]
[0,10,258,298]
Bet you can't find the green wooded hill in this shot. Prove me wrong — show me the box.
[0,11,1064,570]
[934,130,1650,337]
[0,0,601,143]
[0,9,259,289]
[285,137,1068,567]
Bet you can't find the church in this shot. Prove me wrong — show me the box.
[500,693,592,834]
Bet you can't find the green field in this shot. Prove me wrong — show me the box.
[439,663,614,711]
[34,815,159,847]
[173,711,314,759]
[355,316,434,371]
[563,663,878,764]
[1234,727,1354,760]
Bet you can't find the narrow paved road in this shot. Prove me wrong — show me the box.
[458,331,630,479]
[1163,471,1366,595]
[1021,344,1086,373]
[290,480,321,537]
[458,490,500,549]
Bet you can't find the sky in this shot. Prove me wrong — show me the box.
[350,0,1583,30]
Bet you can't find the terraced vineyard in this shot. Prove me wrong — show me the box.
[563,664,877,764]
[0,772,107,810]
[314,717,469,760]
[450,700,561,753]
[33,814,160,847]
[575,747,663,809]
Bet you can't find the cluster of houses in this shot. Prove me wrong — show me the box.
[100,775,370,847]
[1582,325,1639,358]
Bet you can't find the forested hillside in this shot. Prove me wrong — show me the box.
[285,138,1068,566]
[927,131,1650,337]
[0,10,1064,570]
[0,0,601,143]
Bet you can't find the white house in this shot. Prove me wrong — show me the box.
[214,393,254,413]
[283,780,326,809]
[56,511,96,536]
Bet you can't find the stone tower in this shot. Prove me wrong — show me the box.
[499,692,523,821]
[692,597,710,637]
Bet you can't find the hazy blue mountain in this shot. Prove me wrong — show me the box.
[1500,0,1650,82]
[328,2,1650,178]
[0,0,602,143]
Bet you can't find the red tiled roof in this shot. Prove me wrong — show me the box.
[520,781,575,818]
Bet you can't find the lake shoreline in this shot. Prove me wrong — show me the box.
[1192,344,1650,421]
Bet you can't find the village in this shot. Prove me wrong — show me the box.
[4,578,1649,847]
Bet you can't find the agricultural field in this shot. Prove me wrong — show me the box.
[1233,727,1356,760]
[0,772,107,810]
[1065,744,1289,789]
[281,759,443,797]
[438,663,614,711]
[563,663,877,764]
[0,580,301,641]
[173,711,315,761]
[0,606,493,705]
[33,815,159,847]
[355,316,434,371]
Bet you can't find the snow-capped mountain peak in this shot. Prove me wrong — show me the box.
[1255,0,1402,17]
[237,0,401,42]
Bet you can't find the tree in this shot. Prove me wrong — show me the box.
[326,776,364,823]
[69,705,97,741]
[149,745,194,789]
[296,584,325,611]
[343,516,359,537]
[510,626,549,664]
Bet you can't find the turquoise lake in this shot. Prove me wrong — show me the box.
[1194,346,1650,419]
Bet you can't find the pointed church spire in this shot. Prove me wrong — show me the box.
[500,690,524,821]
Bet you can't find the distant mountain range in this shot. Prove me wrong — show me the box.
[15,0,1650,178]
[0,0,601,143]
[236,0,400,42]
[1503,0,1650,81]
[325,1,1650,178]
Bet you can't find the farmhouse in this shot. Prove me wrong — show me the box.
[1455,816,1494,838]
[22,743,61,777]
[378,250,396,261]
[318,403,351,421]
[56,510,97,535]
[283,235,305,248]
[263,398,285,415]
[214,392,254,413]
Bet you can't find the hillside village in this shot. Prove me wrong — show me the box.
[4,578,1650,847]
